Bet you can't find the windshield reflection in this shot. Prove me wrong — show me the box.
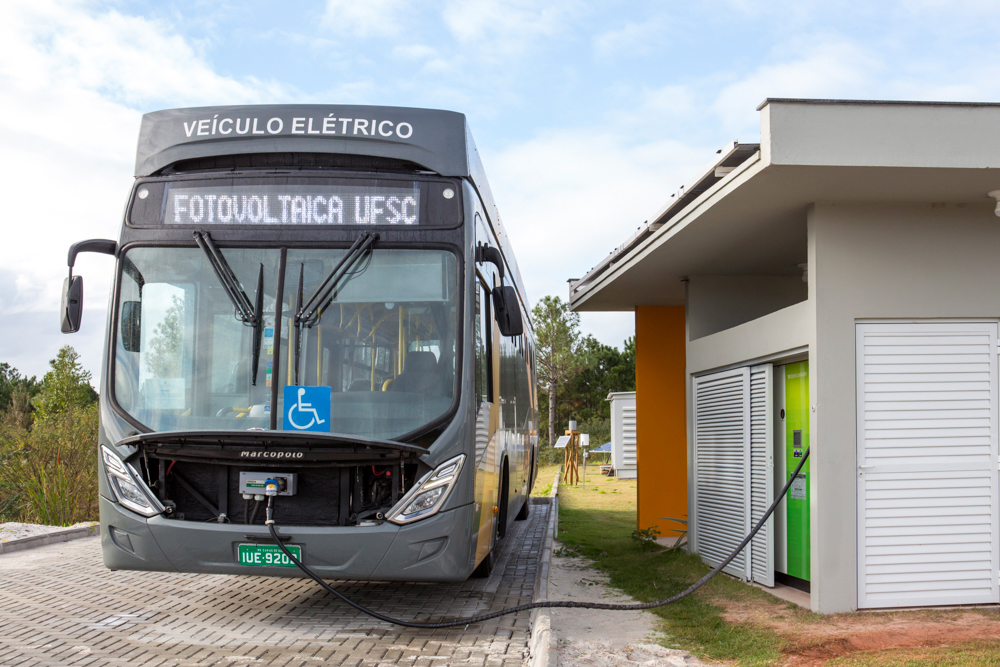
[278,249,458,439]
[113,247,458,439]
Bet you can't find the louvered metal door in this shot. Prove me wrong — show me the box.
[857,322,1000,608]
[622,404,637,468]
[750,364,775,586]
[694,367,751,579]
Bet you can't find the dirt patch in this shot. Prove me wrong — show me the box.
[717,596,1000,665]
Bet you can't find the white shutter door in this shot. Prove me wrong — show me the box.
[750,364,775,586]
[857,322,1000,608]
[694,367,751,579]
[622,404,637,468]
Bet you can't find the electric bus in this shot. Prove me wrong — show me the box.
[61,105,539,580]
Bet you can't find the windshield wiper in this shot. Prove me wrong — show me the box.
[193,231,265,386]
[293,231,379,384]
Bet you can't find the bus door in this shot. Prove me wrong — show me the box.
[473,265,502,564]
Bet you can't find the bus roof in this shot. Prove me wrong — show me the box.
[136,104,531,319]
[134,104,473,178]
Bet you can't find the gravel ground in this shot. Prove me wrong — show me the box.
[0,521,98,543]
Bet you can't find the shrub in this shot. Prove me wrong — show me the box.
[538,442,563,466]
[0,403,99,525]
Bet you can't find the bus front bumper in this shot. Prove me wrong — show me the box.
[99,494,476,581]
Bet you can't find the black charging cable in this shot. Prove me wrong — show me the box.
[266,448,811,628]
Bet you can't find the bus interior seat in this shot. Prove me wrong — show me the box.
[391,351,439,394]
[348,379,371,392]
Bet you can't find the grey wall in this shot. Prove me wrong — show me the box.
[687,300,810,375]
[764,101,1000,169]
[687,275,807,340]
[810,200,1000,613]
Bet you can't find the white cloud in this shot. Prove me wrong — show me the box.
[0,0,284,379]
[442,0,580,55]
[483,129,709,332]
[322,0,411,37]
[593,17,666,58]
[579,311,635,349]
[393,44,439,60]
[391,44,456,75]
[709,36,1000,137]
[711,40,876,134]
[1,1,277,109]
[721,0,825,20]
[481,128,705,350]
[632,84,698,122]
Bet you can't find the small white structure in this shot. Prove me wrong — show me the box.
[607,392,637,478]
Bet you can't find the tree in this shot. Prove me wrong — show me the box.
[147,295,185,378]
[0,363,39,413]
[565,335,635,424]
[6,387,35,431]
[32,346,97,422]
[532,296,580,449]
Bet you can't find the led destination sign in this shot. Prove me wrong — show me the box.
[164,184,421,226]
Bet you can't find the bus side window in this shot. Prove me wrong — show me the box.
[475,278,493,405]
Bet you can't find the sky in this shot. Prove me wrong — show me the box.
[3,0,1000,382]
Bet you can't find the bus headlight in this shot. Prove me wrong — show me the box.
[101,445,162,517]
[386,454,465,525]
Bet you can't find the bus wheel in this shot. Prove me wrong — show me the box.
[471,545,495,578]
[472,470,508,578]
[471,500,502,578]
[515,497,530,520]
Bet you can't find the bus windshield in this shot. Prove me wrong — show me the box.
[114,246,459,439]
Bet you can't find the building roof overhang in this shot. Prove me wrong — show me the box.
[570,98,1000,312]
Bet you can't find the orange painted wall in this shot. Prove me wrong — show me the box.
[635,306,687,539]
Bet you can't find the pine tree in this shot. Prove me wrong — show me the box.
[32,346,97,422]
[532,296,580,449]
[147,295,185,378]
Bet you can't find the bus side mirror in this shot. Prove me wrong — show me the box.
[121,301,142,352]
[475,243,505,282]
[493,285,523,337]
[61,276,83,334]
[68,239,117,269]
[61,238,117,334]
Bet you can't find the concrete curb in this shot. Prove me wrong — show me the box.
[529,470,561,667]
[0,524,100,555]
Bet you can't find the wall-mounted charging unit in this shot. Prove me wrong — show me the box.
[776,361,810,590]
[239,471,298,497]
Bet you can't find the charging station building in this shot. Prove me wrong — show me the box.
[569,99,1000,613]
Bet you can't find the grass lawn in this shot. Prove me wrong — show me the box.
[531,464,561,497]
[553,465,1000,666]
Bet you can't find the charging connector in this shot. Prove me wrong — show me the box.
[239,471,296,497]
[264,495,275,526]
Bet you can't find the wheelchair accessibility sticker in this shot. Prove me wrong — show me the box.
[283,385,331,432]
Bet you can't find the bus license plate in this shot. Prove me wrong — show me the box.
[237,543,301,568]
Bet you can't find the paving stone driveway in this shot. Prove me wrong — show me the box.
[0,503,548,667]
